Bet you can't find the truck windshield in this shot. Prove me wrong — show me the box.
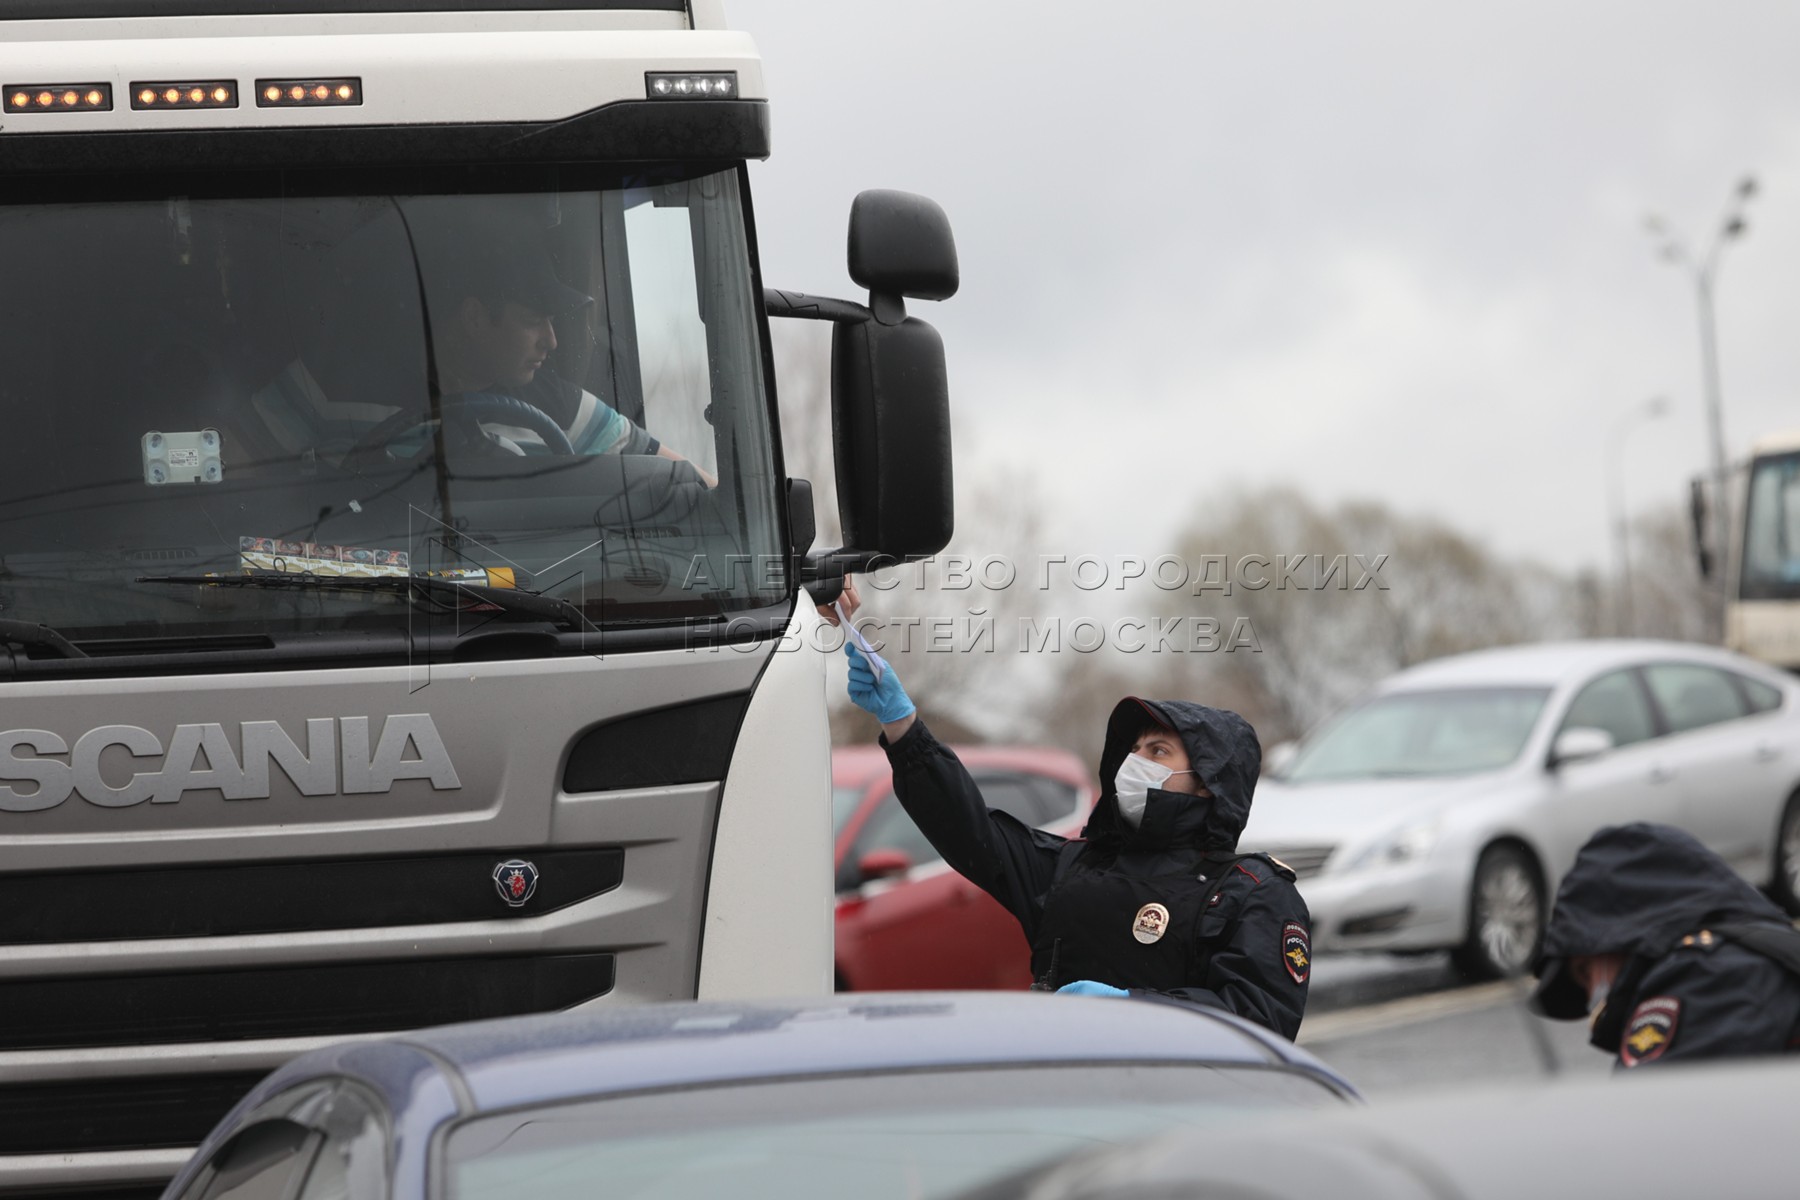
[1742,451,1800,601]
[0,163,783,655]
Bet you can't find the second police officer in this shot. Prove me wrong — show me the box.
[842,640,1311,1040]
[1530,822,1800,1067]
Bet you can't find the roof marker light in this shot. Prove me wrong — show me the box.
[646,72,737,101]
[6,82,112,112]
[132,81,236,110]
[255,77,361,107]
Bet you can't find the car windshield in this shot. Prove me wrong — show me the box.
[443,1064,1340,1200]
[1284,687,1551,781]
[0,163,782,657]
[1742,451,1800,601]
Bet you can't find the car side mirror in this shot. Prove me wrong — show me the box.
[857,848,913,884]
[1265,741,1299,778]
[1550,726,1614,768]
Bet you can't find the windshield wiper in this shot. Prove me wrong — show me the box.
[137,573,590,629]
[0,619,89,659]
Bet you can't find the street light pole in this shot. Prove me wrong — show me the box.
[1646,175,1757,640]
[1608,396,1670,636]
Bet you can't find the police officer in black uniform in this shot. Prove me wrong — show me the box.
[844,644,1311,1040]
[1530,822,1800,1067]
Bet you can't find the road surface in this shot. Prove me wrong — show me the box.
[1300,952,1611,1092]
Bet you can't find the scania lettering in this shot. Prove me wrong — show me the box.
[0,714,463,809]
[0,2,958,1194]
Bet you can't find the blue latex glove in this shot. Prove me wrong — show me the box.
[845,644,916,724]
[1058,980,1129,998]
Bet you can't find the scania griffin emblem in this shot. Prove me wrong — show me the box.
[492,859,539,908]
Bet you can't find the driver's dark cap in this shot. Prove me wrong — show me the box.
[493,245,593,317]
[441,232,593,318]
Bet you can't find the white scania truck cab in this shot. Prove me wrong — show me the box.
[0,2,958,1194]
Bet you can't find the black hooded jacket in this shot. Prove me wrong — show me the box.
[882,698,1310,1040]
[1530,822,1800,1067]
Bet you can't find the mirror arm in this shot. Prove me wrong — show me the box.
[802,546,943,603]
[869,292,907,327]
[763,286,906,328]
[800,548,858,605]
[801,547,897,586]
[764,287,872,325]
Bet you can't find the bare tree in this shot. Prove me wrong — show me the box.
[1600,504,1714,642]
[1165,487,1586,735]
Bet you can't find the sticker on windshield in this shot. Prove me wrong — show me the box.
[1282,921,1311,984]
[239,537,409,579]
[422,567,522,589]
[1620,996,1680,1066]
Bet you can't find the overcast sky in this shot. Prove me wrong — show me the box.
[732,0,1800,575]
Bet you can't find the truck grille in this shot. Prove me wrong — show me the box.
[0,848,623,946]
[0,1073,268,1156]
[1258,845,1336,879]
[0,953,615,1052]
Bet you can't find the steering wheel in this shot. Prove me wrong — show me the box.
[344,392,575,467]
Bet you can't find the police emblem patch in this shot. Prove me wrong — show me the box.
[1131,902,1171,944]
[1620,996,1680,1066]
[492,858,539,908]
[1281,921,1311,984]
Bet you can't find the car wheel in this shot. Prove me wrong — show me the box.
[1451,844,1544,980]
[1774,791,1800,916]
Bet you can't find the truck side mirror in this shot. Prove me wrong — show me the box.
[1265,741,1299,778]
[832,190,957,561]
[765,189,959,572]
[847,189,959,319]
[830,315,952,559]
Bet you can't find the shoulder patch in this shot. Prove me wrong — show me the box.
[1620,996,1680,1067]
[1258,853,1298,882]
[1281,921,1311,984]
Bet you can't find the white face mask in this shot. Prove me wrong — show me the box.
[1114,753,1195,829]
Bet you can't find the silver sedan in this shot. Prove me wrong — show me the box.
[1241,639,1800,978]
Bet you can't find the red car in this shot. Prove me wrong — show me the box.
[833,744,1095,991]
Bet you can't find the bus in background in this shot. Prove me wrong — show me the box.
[1730,430,1800,672]
[0,1,956,1194]
[1695,430,1800,672]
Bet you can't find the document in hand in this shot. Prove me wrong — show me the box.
[835,598,890,684]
